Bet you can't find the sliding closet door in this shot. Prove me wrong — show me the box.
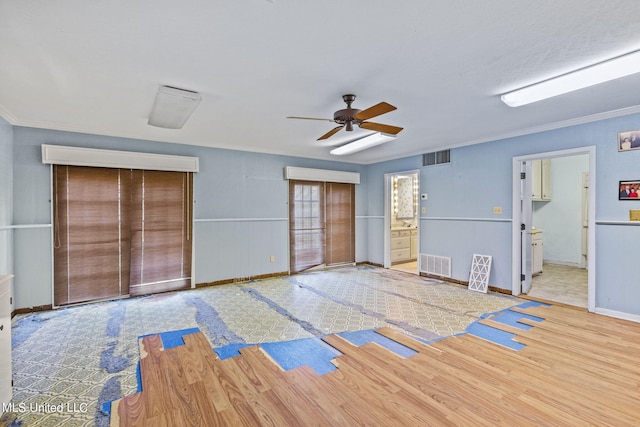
[129,170,192,295]
[289,180,325,273]
[325,182,355,265]
[53,166,131,305]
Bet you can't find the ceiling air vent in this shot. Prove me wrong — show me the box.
[423,149,450,166]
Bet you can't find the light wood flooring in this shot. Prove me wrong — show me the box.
[110,303,640,426]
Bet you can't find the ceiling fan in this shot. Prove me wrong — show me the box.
[287,94,403,140]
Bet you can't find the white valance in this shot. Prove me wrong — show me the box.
[284,166,359,184]
[41,144,199,172]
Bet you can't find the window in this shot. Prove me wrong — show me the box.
[289,180,355,273]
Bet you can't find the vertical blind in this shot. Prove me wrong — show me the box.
[53,165,192,306]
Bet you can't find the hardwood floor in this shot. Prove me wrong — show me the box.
[110,303,640,426]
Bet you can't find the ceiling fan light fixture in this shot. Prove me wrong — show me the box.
[148,86,202,129]
[501,50,640,107]
[330,132,396,156]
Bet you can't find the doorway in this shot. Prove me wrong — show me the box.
[511,147,595,312]
[288,180,355,273]
[384,170,420,274]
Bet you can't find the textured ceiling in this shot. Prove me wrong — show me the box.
[2,0,640,164]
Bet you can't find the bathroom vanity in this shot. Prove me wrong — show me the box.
[391,228,418,263]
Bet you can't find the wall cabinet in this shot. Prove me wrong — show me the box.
[391,229,417,263]
[532,159,552,201]
[0,275,12,413]
[531,232,543,275]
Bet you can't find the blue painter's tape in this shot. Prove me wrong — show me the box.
[260,337,340,375]
[491,310,543,330]
[159,328,201,349]
[215,343,254,360]
[516,301,551,309]
[338,329,418,358]
[465,322,525,350]
[138,327,201,350]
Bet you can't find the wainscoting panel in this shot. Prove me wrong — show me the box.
[194,219,289,284]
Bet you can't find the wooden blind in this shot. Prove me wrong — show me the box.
[325,182,355,265]
[129,170,192,295]
[53,166,131,305]
[53,165,192,305]
[289,180,325,273]
[289,180,355,273]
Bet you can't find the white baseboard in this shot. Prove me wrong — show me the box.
[542,260,585,269]
[594,307,640,323]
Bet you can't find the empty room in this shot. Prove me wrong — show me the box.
[1,1,640,426]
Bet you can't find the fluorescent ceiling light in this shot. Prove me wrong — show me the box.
[330,132,396,156]
[501,50,640,107]
[148,86,202,129]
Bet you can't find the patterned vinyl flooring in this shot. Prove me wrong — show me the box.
[4,265,523,426]
[528,264,588,308]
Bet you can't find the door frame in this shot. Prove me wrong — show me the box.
[511,146,596,312]
[384,169,421,269]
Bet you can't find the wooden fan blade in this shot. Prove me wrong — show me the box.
[359,121,403,135]
[317,125,344,140]
[354,102,397,121]
[287,116,335,122]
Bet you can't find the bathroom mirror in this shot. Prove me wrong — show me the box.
[395,176,414,220]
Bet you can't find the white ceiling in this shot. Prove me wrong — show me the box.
[2,0,640,164]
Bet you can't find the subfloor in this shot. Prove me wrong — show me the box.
[6,265,523,426]
[527,264,588,308]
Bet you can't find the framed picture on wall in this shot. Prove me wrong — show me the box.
[618,129,640,151]
[619,180,640,200]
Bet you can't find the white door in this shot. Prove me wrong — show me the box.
[521,161,533,293]
[582,172,589,267]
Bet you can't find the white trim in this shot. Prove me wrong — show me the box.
[422,217,512,223]
[284,166,360,184]
[41,144,199,172]
[511,146,596,313]
[384,169,421,270]
[596,220,640,226]
[0,224,51,230]
[594,307,640,323]
[194,218,288,222]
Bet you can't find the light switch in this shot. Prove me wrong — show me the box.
[421,207,426,214]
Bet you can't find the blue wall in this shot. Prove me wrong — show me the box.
[533,155,589,266]
[0,117,13,282]
[10,127,367,308]
[7,111,640,319]
[367,113,640,319]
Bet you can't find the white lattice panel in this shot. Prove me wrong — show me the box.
[468,254,492,293]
